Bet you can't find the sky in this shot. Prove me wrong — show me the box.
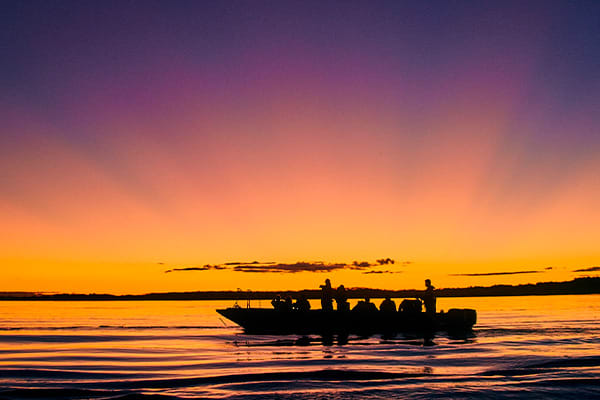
[1,1,599,294]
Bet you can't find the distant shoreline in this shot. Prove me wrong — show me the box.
[0,277,598,301]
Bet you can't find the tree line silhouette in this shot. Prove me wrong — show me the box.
[0,277,597,301]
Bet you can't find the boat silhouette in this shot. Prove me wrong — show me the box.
[217,306,476,335]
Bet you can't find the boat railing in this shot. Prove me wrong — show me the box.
[234,288,252,309]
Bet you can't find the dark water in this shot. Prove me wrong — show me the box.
[0,295,598,399]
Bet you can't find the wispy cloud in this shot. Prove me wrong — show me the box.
[362,270,402,274]
[450,270,543,276]
[223,261,276,266]
[573,266,600,272]
[165,265,221,273]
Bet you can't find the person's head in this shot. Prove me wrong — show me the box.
[385,296,391,301]
[425,279,431,288]
[325,278,331,285]
[337,285,345,291]
[365,297,371,303]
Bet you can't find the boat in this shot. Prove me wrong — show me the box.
[217,307,476,335]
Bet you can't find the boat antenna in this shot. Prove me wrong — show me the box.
[234,288,242,308]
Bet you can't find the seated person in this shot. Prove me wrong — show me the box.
[271,295,284,311]
[399,298,422,313]
[282,295,293,312]
[352,297,378,312]
[293,294,311,311]
[379,296,397,312]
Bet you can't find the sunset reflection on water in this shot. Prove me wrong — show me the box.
[0,295,598,399]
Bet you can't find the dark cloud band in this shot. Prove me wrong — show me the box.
[573,266,600,272]
[450,270,542,277]
[164,258,409,273]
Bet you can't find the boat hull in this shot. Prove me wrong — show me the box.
[217,307,476,335]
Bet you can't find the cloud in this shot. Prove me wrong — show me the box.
[165,265,220,273]
[352,261,372,268]
[573,266,600,272]
[223,261,276,266]
[450,270,543,276]
[233,262,348,273]
[164,257,403,273]
[362,270,402,274]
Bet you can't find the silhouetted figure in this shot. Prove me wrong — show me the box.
[420,279,436,315]
[320,279,334,311]
[293,294,311,311]
[283,295,293,311]
[379,296,397,313]
[352,297,378,312]
[271,294,284,311]
[335,285,350,311]
[399,298,422,313]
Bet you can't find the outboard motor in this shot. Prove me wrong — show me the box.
[446,308,477,328]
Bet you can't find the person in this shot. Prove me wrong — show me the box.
[352,297,378,312]
[420,279,436,315]
[271,294,284,310]
[399,298,422,313]
[283,295,293,311]
[379,296,397,313]
[335,285,350,311]
[320,279,334,311]
[293,294,311,311]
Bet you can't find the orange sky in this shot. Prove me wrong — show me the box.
[2,108,598,294]
[1,2,599,294]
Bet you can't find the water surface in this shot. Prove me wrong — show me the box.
[0,295,598,399]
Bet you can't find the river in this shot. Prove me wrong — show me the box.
[0,295,598,399]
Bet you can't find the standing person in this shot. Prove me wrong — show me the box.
[421,279,436,315]
[320,279,334,311]
[335,285,349,311]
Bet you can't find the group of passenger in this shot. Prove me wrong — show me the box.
[271,293,311,312]
[271,278,437,315]
[319,278,351,311]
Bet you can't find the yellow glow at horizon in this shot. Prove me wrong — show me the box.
[1,105,599,294]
